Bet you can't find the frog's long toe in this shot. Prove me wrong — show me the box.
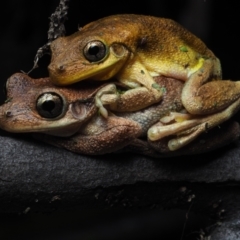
[95,84,118,118]
[95,96,108,118]
[167,126,204,151]
[148,97,240,151]
[147,118,202,141]
[148,120,209,151]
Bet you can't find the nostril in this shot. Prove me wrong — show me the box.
[58,65,65,72]
[48,64,65,73]
[5,111,12,117]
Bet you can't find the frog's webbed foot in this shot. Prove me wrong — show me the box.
[149,119,218,151]
[146,120,240,157]
[95,84,119,118]
[148,97,240,151]
[148,115,203,150]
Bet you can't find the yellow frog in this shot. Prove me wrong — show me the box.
[48,14,217,115]
[48,14,240,150]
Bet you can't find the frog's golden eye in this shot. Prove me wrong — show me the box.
[36,92,63,118]
[83,40,106,62]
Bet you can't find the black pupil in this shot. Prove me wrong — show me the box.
[88,45,100,55]
[42,100,55,112]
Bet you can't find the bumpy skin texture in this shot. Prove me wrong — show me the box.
[118,76,183,135]
[1,73,240,155]
[47,14,240,151]
[36,76,185,155]
[48,14,220,116]
[0,73,182,155]
[1,73,100,136]
[48,14,214,84]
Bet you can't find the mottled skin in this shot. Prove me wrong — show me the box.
[0,73,182,155]
[48,14,218,117]
[48,14,240,150]
[1,73,240,155]
[38,75,185,155]
[0,73,100,136]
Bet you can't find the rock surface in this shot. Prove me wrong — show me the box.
[1,129,240,238]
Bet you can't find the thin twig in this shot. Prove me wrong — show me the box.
[28,0,70,74]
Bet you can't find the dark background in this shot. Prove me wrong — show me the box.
[1,0,240,239]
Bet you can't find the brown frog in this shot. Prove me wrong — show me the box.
[0,73,239,156]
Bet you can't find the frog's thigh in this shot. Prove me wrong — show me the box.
[182,59,240,115]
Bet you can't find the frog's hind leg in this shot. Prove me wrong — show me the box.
[182,58,240,115]
[148,96,240,150]
[147,120,240,156]
[152,58,240,151]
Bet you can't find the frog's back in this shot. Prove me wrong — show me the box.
[83,14,214,59]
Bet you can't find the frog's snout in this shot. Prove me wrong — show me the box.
[48,62,66,74]
[0,103,12,130]
[48,63,70,86]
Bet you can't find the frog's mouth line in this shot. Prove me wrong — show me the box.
[0,114,82,136]
[49,64,119,85]
[48,47,129,86]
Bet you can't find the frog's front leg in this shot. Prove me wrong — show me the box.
[96,84,162,118]
[34,115,142,155]
[95,61,163,117]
